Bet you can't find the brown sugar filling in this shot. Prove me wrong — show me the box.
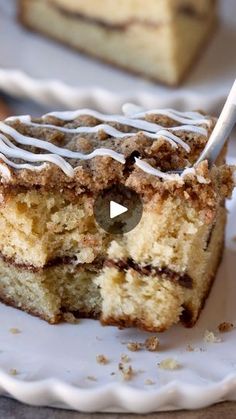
[51,2,210,32]
[104,258,193,289]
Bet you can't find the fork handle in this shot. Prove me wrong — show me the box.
[195,79,236,167]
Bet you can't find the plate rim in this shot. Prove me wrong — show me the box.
[0,370,236,412]
[0,68,228,113]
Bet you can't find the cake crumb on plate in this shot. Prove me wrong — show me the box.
[127,342,142,352]
[120,354,130,363]
[186,344,195,352]
[118,363,135,381]
[9,368,18,376]
[9,328,21,335]
[204,330,222,343]
[218,322,234,333]
[159,358,180,370]
[96,354,109,365]
[145,336,160,352]
[145,378,155,385]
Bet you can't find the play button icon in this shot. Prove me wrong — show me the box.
[110,201,128,219]
[94,184,143,234]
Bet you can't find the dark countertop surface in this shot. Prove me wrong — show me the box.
[2,397,236,419]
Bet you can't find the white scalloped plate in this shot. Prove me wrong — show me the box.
[0,0,236,113]
[0,138,234,413]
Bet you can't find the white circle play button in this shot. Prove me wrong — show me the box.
[93,184,143,234]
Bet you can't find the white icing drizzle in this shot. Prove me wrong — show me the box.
[134,160,210,184]
[7,118,173,148]
[8,113,207,144]
[42,108,209,135]
[134,158,195,181]
[0,153,47,176]
[122,103,211,126]
[0,122,126,165]
[11,119,192,151]
[0,133,75,177]
[0,105,211,181]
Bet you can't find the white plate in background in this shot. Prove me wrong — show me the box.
[0,0,235,112]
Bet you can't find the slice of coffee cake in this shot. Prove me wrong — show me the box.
[19,0,217,85]
[0,105,234,330]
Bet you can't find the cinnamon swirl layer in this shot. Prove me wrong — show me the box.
[52,2,214,31]
[48,0,216,27]
[0,257,101,323]
[104,259,193,289]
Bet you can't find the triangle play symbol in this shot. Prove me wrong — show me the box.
[109,201,128,219]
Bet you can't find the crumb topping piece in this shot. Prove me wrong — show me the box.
[120,354,130,363]
[145,336,160,352]
[218,322,234,333]
[118,363,135,381]
[127,342,142,352]
[96,354,109,365]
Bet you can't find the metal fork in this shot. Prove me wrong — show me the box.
[195,78,236,167]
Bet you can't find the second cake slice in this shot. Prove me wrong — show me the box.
[19,0,217,85]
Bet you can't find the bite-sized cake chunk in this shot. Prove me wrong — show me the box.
[19,0,217,85]
[0,104,234,330]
